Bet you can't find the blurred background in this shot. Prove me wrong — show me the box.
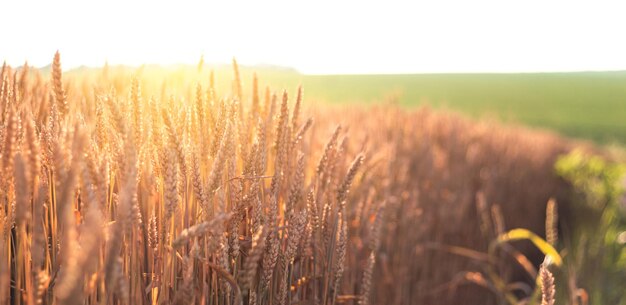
[3,0,626,143]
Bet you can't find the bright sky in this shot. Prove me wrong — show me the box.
[2,0,626,74]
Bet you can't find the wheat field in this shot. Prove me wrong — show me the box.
[0,52,598,305]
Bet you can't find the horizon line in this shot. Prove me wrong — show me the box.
[6,60,626,76]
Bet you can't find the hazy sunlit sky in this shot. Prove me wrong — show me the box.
[2,0,626,74]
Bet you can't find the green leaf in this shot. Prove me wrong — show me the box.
[496,228,562,267]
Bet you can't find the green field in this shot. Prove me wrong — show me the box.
[293,72,626,144]
[70,65,626,143]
